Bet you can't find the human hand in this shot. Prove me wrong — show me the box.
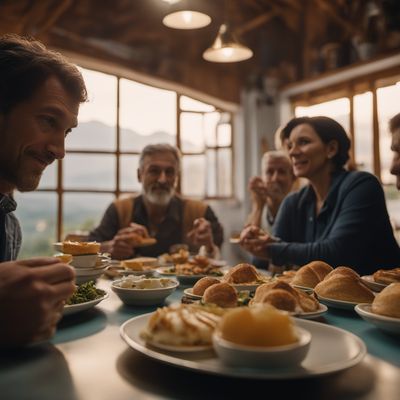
[0,258,75,347]
[248,176,268,207]
[187,218,214,252]
[239,225,275,259]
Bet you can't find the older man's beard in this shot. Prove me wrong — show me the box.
[143,183,175,206]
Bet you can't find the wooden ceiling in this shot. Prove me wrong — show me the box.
[1,0,399,104]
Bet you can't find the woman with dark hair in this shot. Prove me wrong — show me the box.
[240,116,400,275]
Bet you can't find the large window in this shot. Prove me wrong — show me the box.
[293,73,400,228]
[15,67,234,257]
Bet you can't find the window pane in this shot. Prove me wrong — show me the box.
[206,150,217,197]
[180,112,205,152]
[37,161,57,190]
[378,83,400,184]
[181,155,205,197]
[120,79,176,152]
[217,149,232,196]
[354,92,373,173]
[180,95,215,112]
[204,112,219,147]
[217,123,232,147]
[14,192,57,258]
[63,193,114,238]
[70,68,117,151]
[120,154,141,192]
[295,98,350,132]
[64,154,115,190]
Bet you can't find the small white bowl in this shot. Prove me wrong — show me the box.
[212,326,311,369]
[111,278,179,306]
[70,254,99,268]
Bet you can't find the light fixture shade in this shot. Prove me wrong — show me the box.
[163,10,211,29]
[203,24,253,63]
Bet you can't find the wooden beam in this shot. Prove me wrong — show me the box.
[236,10,279,35]
[36,0,73,36]
[313,0,356,36]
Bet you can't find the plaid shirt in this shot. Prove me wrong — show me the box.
[0,194,21,262]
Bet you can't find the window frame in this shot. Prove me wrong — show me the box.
[32,69,235,240]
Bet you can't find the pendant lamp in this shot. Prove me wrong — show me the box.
[162,0,211,30]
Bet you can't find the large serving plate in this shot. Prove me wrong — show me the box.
[63,292,108,316]
[355,304,400,334]
[360,275,387,292]
[120,314,366,379]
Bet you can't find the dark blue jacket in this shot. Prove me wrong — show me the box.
[268,170,400,275]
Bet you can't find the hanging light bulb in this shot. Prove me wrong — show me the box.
[163,7,211,29]
[203,24,253,63]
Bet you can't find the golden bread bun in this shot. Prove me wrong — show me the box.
[251,281,319,312]
[55,254,73,264]
[121,259,143,271]
[373,268,400,285]
[260,289,298,312]
[314,275,374,303]
[324,266,360,281]
[130,257,157,267]
[371,283,400,318]
[203,282,238,308]
[291,265,320,288]
[223,263,260,284]
[62,241,100,255]
[306,261,333,280]
[192,277,220,296]
[217,305,298,347]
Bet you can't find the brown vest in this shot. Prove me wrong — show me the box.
[113,195,207,244]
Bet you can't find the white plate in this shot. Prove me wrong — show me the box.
[292,304,328,319]
[355,304,400,334]
[183,288,202,299]
[120,314,366,379]
[293,285,314,294]
[316,295,363,310]
[63,293,108,316]
[361,275,387,292]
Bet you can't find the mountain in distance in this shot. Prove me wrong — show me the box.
[67,120,197,152]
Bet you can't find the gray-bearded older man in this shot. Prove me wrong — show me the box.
[88,144,223,259]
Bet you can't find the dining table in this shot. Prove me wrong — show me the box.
[1,276,399,400]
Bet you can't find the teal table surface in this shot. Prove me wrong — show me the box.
[1,279,399,400]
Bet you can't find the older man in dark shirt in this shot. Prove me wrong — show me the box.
[88,144,223,259]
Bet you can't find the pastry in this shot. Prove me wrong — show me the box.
[373,268,400,285]
[324,266,360,280]
[121,259,144,271]
[251,281,319,313]
[371,283,400,318]
[192,277,220,296]
[140,304,222,346]
[223,263,260,284]
[61,241,100,255]
[314,274,374,303]
[203,282,238,308]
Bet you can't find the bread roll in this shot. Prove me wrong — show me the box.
[373,268,400,285]
[121,259,143,271]
[314,274,374,303]
[223,263,260,284]
[291,261,333,288]
[324,266,359,281]
[291,265,320,288]
[192,277,220,296]
[203,283,238,308]
[260,289,298,312]
[371,283,400,318]
[62,241,100,255]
